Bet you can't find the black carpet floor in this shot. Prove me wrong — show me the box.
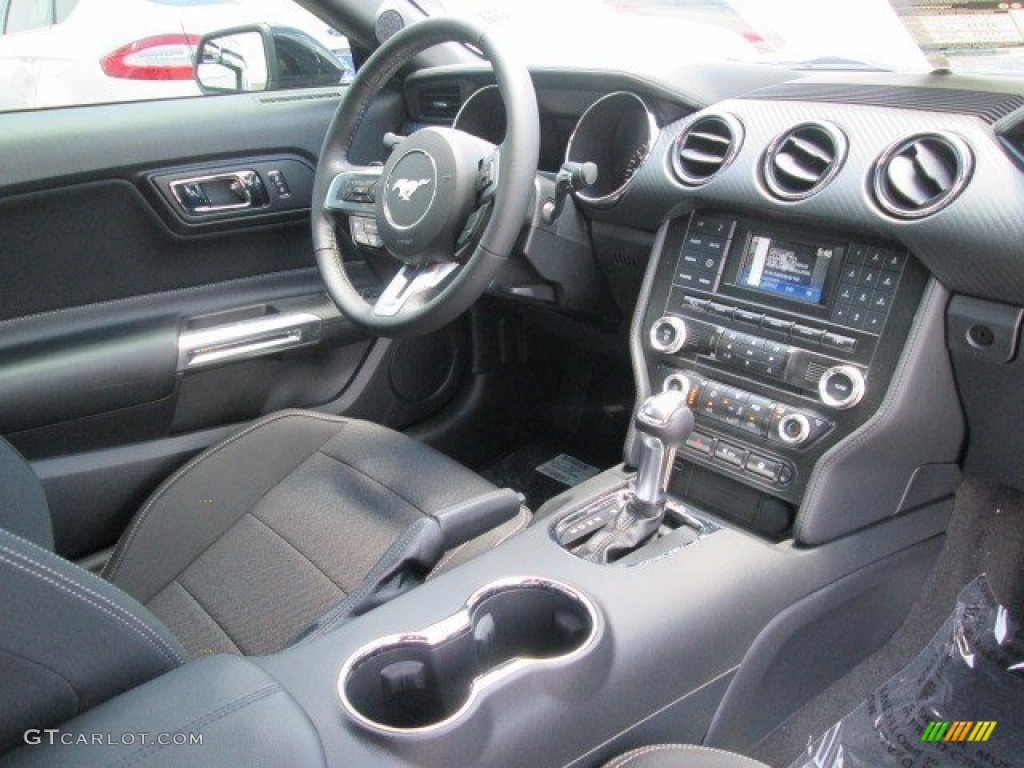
[750,478,1024,766]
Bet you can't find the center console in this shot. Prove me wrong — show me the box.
[639,211,930,525]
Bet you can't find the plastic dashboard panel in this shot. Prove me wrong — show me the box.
[587,93,1024,307]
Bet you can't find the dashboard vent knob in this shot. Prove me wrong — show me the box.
[671,114,743,186]
[762,122,847,201]
[872,132,973,219]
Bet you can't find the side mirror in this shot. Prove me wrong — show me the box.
[195,24,347,94]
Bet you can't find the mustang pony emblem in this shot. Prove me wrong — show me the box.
[391,178,431,202]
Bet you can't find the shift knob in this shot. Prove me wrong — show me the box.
[632,389,694,512]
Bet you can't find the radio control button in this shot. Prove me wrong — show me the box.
[847,244,868,265]
[792,324,825,344]
[649,316,687,354]
[864,248,887,268]
[761,315,793,334]
[831,304,851,325]
[877,271,899,292]
[714,441,747,467]
[870,291,891,310]
[836,284,855,303]
[863,312,885,334]
[883,251,906,270]
[695,274,716,290]
[690,215,733,237]
[857,268,880,288]
[734,308,762,326]
[819,365,866,409]
[704,236,727,255]
[709,302,736,319]
[822,333,857,354]
[840,265,860,284]
[852,288,873,307]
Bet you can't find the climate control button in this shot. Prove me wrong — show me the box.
[777,412,811,446]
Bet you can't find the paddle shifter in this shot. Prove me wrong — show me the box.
[575,390,694,563]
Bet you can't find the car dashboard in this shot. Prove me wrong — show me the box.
[401,62,1024,540]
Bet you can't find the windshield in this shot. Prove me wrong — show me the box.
[414,0,1024,77]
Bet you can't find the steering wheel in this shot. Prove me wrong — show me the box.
[311,17,540,338]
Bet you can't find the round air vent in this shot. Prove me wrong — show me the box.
[671,114,743,186]
[763,122,848,201]
[872,132,973,219]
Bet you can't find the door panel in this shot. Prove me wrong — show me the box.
[0,86,466,560]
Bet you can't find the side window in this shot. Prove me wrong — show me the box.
[0,0,352,112]
[4,0,53,35]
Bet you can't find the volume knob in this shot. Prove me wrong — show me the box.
[818,365,866,410]
[649,316,687,355]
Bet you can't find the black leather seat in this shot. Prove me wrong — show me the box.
[0,410,529,752]
[602,745,771,768]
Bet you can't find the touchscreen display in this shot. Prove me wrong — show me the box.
[736,234,835,305]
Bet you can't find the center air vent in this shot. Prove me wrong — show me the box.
[762,122,847,201]
[872,133,973,219]
[671,114,743,186]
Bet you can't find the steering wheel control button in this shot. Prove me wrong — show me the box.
[819,365,866,409]
[350,216,383,248]
[650,316,687,355]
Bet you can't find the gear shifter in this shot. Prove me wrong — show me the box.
[576,390,694,563]
[632,389,694,516]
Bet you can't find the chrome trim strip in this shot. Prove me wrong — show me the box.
[177,312,322,370]
[566,91,660,207]
[373,262,458,317]
[669,112,745,187]
[761,121,849,203]
[871,131,974,220]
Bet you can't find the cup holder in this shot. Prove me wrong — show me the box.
[338,577,598,734]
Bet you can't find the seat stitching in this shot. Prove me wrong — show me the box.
[0,540,184,665]
[427,505,531,579]
[316,449,427,516]
[104,410,351,580]
[168,580,243,655]
[0,553,183,667]
[246,512,349,594]
[107,683,281,768]
[116,426,349,609]
[299,519,428,643]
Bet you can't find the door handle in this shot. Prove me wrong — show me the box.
[169,170,269,215]
[177,312,322,370]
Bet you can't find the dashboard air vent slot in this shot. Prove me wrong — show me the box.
[671,114,743,186]
[418,85,462,121]
[872,133,973,219]
[763,122,847,201]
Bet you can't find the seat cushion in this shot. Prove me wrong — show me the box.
[103,410,520,657]
[603,745,772,768]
